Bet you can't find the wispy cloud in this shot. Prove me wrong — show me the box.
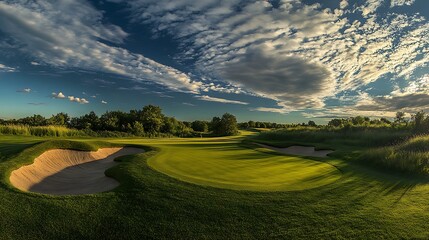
[28,102,45,106]
[101,100,107,104]
[120,0,429,112]
[0,0,204,94]
[17,88,31,93]
[195,95,248,105]
[250,107,291,114]
[182,102,195,106]
[0,63,16,72]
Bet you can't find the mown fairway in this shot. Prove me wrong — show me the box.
[145,136,341,191]
[1,133,429,239]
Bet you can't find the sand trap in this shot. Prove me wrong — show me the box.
[257,144,333,158]
[10,147,144,195]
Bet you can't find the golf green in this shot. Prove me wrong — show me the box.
[145,137,341,191]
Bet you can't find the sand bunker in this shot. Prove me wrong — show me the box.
[257,144,333,158]
[10,147,144,195]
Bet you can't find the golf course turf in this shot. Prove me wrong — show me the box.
[1,133,429,239]
[147,138,341,191]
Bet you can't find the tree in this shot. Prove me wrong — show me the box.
[211,113,238,136]
[351,116,365,125]
[395,111,406,123]
[380,117,391,124]
[20,114,47,126]
[191,120,209,132]
[48,112,69,126]
[70,111,100,130]
[328,118,343,127]
[127,121,144,136]
[308,120,316,127]
[412,111,427,133]
[139,105,165,134]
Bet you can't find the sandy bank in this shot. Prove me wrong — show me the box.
[10,147,144,195]
[257,143,333,158]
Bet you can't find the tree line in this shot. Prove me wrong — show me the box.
[0,105,240,137]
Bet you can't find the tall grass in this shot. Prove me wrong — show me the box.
[255,127,409,147]
[0,125,84,137]
[359,135,429,174]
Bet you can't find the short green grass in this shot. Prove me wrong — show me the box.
[1,132,429,239]
[146,137,341,191]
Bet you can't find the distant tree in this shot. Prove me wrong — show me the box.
[328,118,343,127]
[182,121,192,128]
[351,116,365,125]
[139,105,165,134]
[48,112,69,126]
[308,120,317,127]
[100,111,120,131]
[380,117,391,124]
[211,113,238,136]
[210,117,221,132]
[161,116,178,134]
[395,111,406,123]
[127,121,144,136]
[191,120,209,132]
[20,114,47,126]
[411,111,427,132]
[248,120,255,128]
[70,111,100,130]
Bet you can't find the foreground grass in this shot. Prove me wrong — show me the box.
[1,134,429,239]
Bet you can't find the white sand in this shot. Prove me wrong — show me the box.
[10,147,144,195]
[257,143,333,158]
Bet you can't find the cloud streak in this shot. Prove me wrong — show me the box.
[195,95,248,105]
[0,0,203,93]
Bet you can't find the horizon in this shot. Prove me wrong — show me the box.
[0,0,428,124]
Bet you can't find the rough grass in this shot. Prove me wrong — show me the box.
[360,135,429,174]
[254,127,409,147]
[1,134,429,239]
[0,125,84,137]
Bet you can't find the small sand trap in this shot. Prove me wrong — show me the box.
[257,144,333,158]
[10,147,144,195]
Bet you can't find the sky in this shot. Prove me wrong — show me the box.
[0,0,428,123]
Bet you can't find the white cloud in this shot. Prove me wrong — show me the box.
[195,95,248,105]
[250,107,291,114]
[391,0,416,7]
[30,61,40,66]
[0,63,16,72]
[17,88,31,93]
[121,0,429,111]
[339,0,349,9]
[52,92,65,99]
[101,100,107,104]
[0,0,203,93]
[182,102,195,106]
[68,96,89,104]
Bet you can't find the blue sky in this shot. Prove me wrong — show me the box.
[0,0,428,123]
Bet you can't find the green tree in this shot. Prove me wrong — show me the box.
[328,118,343,127]
[191,120,209,132]
[211,113,238,136]
[48,112,69,126]
[395,111,406,123]
[127,121,144,136]
[308,120,316,127]
[139,105,165,134]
